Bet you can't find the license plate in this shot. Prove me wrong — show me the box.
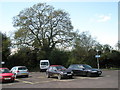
[4,78,11,80]
[67,74,72,75]
[21,73,27,75]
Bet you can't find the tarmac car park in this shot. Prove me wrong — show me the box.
[1,70,118,88]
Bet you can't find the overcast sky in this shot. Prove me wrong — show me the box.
[0,0,118,48]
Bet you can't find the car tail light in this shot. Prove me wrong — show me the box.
[17,70,19,73]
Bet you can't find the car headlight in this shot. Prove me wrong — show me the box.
[71,71,73,74]
[87,70,92,72]
[60,72,64,74]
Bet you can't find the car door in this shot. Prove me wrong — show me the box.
[68,65,77,75]
[74,65,82,75]
[71,65,83,75]
[78,65,86,75]
[52,67,58,77]
[11,67,16,74]
[47,67,53,76]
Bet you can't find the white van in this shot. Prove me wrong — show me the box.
[40,60,50,71]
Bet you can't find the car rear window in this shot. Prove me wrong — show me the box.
[41,62,48,65]
[18,67,27,70]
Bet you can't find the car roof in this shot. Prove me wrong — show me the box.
[50,65,62,67]
[12,66,27,68]
[0,68,8,69]
[40,60,49,62]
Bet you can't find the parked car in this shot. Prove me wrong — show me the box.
[46,65,73,80]
[40,60,50,72]
[0,68,15,82]
[10,66,29,78]
[68,64,102,77]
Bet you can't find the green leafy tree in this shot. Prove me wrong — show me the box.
[13,3,75,59]
[49,49,70,67]
[2,32,11,64]
[68,31,97,67]
[8,46,38,69]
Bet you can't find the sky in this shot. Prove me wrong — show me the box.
[0,0,118,48]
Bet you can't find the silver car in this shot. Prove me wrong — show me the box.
[10,66,29,78]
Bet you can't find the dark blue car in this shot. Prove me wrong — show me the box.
[68,64,102,77]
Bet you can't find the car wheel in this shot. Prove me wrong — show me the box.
[58,74,62,80]
[46,73,50,78]
[87,72,91,77]
[11,80,14,83]
[69,75,73,79]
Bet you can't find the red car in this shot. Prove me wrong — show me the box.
[0,68,15,82]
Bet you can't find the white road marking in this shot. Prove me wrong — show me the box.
[22,81,34,84]
[75,77,102,80]
[37,76,45,78]
[88,77,99,79]
[75,77,88,79]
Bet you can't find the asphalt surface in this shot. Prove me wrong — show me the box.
[1,70,119,88]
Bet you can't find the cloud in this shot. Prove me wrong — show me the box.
[97,14,111,22]
[89,14,111,23]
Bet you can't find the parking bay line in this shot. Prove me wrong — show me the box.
[16,78,53,84]
[75,77,101,80]
[52,79,75,82]
[15,79,35,84]
[15,77,102,85]
[24,80,53,84]
[75,77,88,79]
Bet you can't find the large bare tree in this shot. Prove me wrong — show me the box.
[13,3,75,53]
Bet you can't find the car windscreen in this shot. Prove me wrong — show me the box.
[56,66,66,70]
[41,62,49,65]
[0,69,10,73]
[83,65,92,69]
[18,67,27,70]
